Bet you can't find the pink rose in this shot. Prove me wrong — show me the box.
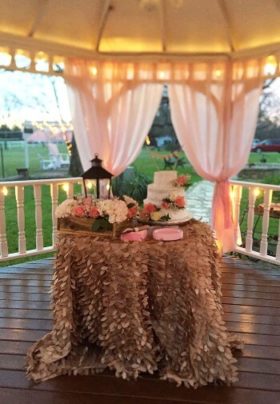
[127,206,137,218]
[175,196,185,208]
[72,206,86,217]
[176,175,187,186]
[89,206,100,218]
[161,201,170,209]
[144,203,157,213]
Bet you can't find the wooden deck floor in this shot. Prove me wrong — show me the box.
[0,256,279,404]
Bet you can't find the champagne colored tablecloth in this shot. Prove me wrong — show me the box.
[26,220,241,387]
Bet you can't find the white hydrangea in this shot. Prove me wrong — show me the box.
[97,199,128,224]
[123,195,138,207]
[55,198,78,218]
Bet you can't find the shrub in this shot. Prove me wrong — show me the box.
[112,169,150,204]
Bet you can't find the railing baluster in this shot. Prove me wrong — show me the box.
[232,185,243,245]
[50,183,58,247]
[245,187,257,253]
[260,189,272,257]
[15,185,26,254]
[67,182,74,199]
[0,187,8,258]
[33,184,44,251]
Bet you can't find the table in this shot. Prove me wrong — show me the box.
[26,220,241,387]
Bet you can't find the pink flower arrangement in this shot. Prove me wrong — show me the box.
[56,195,139,224]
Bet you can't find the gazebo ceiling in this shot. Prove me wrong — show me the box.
[0,0,280,59]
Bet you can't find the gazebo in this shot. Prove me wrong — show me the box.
[1,0,280,258]
[0,1,280,403]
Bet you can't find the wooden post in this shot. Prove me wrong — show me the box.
[0,187,8,258]
[15,185,26,254]
[260,189,272,256]
[33,184,44,251]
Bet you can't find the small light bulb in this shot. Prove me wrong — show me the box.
[87,181,93,190]
[2,186,8,196]
[253,188,260,198]
[62,183,69,193]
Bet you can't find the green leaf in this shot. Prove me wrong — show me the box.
[92,217,113,232]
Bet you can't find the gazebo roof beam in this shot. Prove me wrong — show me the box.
[159,0,167,53]
[95,0,113,52]
[28,0,49,38]
[217,0,236,53]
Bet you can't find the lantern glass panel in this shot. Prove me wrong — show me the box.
[100,179,111,199]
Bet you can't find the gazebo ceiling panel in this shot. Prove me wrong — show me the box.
[0,0,39,37]
[0,0,280,58]
[164,0,231,53]
[29,0,103,50]
[226,0,280,51]
[100,0,162,52]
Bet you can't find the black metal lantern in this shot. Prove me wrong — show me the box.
[82,154,113,199]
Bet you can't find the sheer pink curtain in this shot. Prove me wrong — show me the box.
[169,61,263,252]
[65,59,163,175]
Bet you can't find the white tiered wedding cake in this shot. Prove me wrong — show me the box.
[143,171,191,222]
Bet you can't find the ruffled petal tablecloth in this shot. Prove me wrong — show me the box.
[26,220,241,387]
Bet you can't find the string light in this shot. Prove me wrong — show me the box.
[264,55,277,76]
[62,183,69,193]
[253,188,261,198]
[216,239,223,255]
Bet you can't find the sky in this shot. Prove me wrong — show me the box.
[0,70,71,127]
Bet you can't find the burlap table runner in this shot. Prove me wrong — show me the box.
[26,220,241,387]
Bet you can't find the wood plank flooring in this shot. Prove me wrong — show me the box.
[0,256,280,404]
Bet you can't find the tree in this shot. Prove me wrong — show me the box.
[256,78,280,140]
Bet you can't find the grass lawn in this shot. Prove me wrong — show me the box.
[1,146,280,260]
[132,148,201,183]
[0,142,69,179]
[248,151,280,165]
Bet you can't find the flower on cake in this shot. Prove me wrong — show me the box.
[150,211,163,221]
[173,174,190,188]
[143,202,157,213]
[161,194,186,210]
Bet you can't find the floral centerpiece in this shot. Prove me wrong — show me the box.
[56,195,138,237]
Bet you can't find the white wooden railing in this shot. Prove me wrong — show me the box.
[229,179,280,266]
[0,177,279,266]
[0,177,82,261]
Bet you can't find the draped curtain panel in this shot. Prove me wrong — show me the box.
[169,61,263,252]
[65,59,163,175]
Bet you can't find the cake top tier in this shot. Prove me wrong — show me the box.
[154,170,177,187]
